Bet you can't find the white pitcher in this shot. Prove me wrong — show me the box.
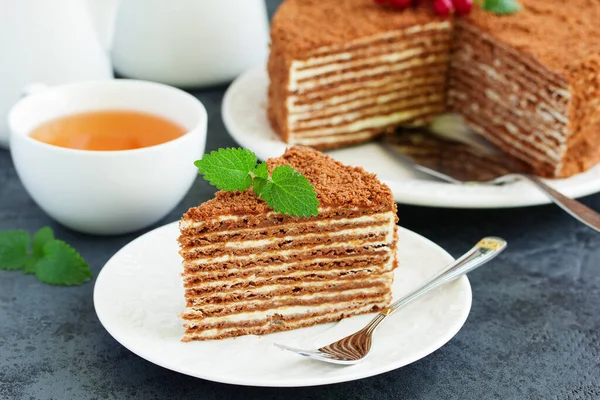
[0,0,117,147]
[111,0,269,88]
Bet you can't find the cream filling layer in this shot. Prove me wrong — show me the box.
[290,105,443,138]
[184,257,396,290]
[185,253,394,279]
[289,88,444,124]
[468,120,563,172]
[292,94,443,129]
[289,66,447,105]
[291,131,379,146]
[290,44,449,82]
[183,219,396,253]
[186,276,394,307]
[448,87,565,163]
[290,54,449,92]
[180,211,395,231]
[184,288,387,324]
[449,85,566,165]
[288,76,446,114]
[294,34,450,70]
[189,240,393,265]
[473,62,570,114]
[185,303,386,338]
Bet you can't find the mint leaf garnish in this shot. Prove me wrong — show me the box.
[483,0,522,14]
[258,165,319,218]
[194,148,320,217]
[251,161,269,197]
[194,148,257,191]
[35,240,92,286]
[0,230,30,270]
[24,227,54,274]
[0,227,91,285]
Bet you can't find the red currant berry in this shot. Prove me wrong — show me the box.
[373,0,388,4]
[452,0,473,14]
[433,0,454,15]
[389,0,412,8]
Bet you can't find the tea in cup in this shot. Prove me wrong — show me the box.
[9,80,207,235]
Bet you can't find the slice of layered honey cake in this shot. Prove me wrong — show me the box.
[179,146,398,341]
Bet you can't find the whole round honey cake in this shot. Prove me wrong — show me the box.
[179,147,399,341]
[267,0,600,178]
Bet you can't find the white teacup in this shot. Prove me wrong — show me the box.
[8,80,207,235]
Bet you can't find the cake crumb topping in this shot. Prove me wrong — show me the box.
[270,0,448,58]
[462,0,600,74]
[184,146,394,220]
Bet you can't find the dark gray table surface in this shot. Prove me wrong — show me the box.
[2,2,600,399]
[2,85,600,400]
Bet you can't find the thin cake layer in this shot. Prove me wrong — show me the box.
[184,302,390,341]
[290,65,447,105]
[290,84,446,125]
[181,229,392,258]
[183,261,394,291]
[184,278,393,312]
[180,147,399,341]
[180,212,393,246]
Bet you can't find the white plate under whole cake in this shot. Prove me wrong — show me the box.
[94,221,472,387]
[222,66,600,209]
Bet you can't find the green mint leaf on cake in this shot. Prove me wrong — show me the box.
[34,240,92,285]
[483,0,522,14]
[194,148,257,191]
[195,148,320,217]
[251,161,269,196]
[24,226,55,274]
[0,230,30,270]
[258,165,319,218]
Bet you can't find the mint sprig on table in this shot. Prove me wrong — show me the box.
[479,0,522,14]
[195,148,319,218]
[0,227,91,285]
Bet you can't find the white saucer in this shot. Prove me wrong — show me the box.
[94,221,472,387]
[222,66,600,208]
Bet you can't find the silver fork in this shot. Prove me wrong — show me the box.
[379,118,600,233]
[274,237,507,365]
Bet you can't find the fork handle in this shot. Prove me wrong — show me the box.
[375,237,507,323]
[522,174,600,233]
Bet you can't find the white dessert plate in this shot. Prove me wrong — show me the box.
[222,66,600,208]
[94,221,472,387]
